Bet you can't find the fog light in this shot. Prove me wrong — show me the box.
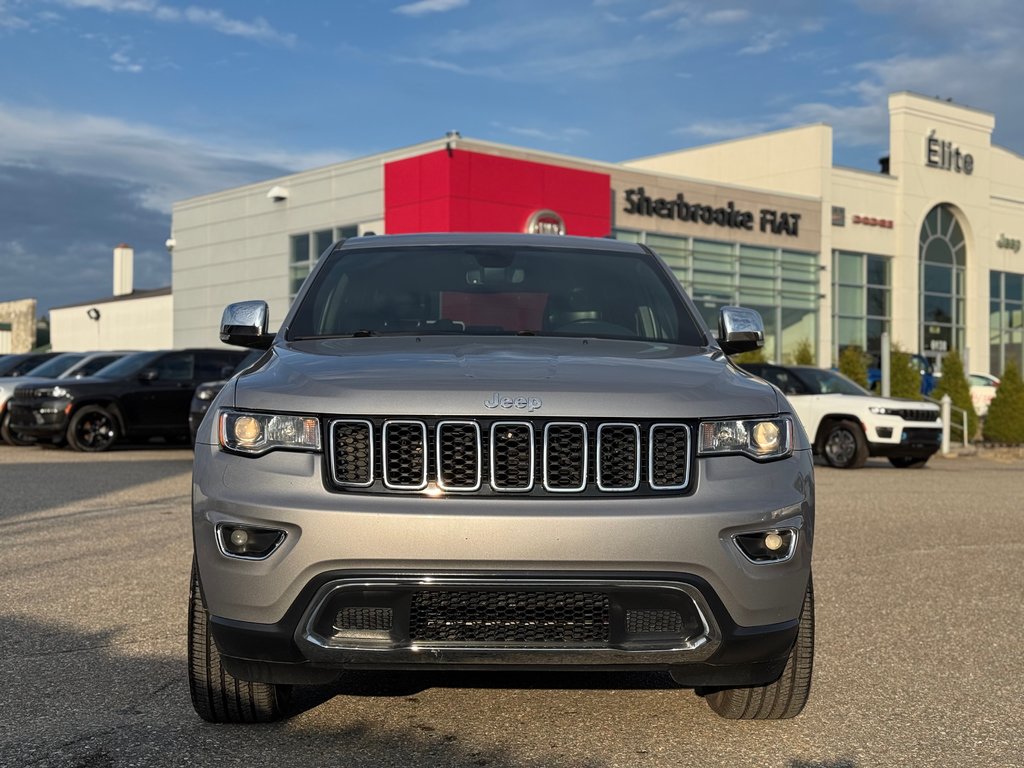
[218,524,285,559]
[734,529,796,563]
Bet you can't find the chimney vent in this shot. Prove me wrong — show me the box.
[113,243,134,296]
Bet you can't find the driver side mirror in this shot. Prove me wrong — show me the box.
[221,301,273,349]
[138,368,159,382]
[717,306,765,356]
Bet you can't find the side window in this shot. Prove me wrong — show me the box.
[153,352,195,381]
[763,368,805,395]
[195,352,243,381]
[78,355,120,375]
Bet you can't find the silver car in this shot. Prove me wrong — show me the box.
[190,233,815,723]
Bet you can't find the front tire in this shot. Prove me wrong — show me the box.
[188,561,289,723]
[822,420,868,469]
[66,405,118,452]
[0,411,33,446]
[703,576,814,720]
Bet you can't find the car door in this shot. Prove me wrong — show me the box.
[120,351,197,434]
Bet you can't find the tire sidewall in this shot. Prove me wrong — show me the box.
[67,405,118,452]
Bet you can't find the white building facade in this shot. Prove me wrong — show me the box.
[170,92,1024,376]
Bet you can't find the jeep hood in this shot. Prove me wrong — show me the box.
[231,337,781,420]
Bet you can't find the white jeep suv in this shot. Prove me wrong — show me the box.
[741,364,941,469]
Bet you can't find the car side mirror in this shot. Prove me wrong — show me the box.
[717,306,765,356]
[138,368,159,382]
[221,301,273,349]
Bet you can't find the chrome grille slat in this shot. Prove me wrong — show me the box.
[490,422,535,492]
[543,422,588,492]
[649,423,691,490]
[329,419,374,487]
[436,421,482,491]
[596,423,640,491]
[382,420,428,490]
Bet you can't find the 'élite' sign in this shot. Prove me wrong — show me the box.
[622,187,801,236]
[926,131,974,175]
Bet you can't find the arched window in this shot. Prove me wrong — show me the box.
[919,205,966,360]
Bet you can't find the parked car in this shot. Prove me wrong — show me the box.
[867,352,937,396]
[742,363,941,468]
[190,233,816,723]
[0,354,79,444]
[8,348,247,451]
[0,351,132,445]
[0,351,62,378]
[968,372,1000,417]
[188,349,264,444]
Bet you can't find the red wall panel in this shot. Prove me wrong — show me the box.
[385,149,610,236]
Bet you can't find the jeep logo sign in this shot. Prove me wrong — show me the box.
[484,393,543,412]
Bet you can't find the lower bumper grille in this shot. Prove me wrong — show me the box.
[409,590,610,644]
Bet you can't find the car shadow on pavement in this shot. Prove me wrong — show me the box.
[1,614,861,768]
[0,457,193,520]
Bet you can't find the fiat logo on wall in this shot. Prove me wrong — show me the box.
[526,209,566,235]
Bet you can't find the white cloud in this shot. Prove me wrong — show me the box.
[110,49,143,73]
[703,8,750,24]
[0,102,350,211]
[495,123,590,143]
[50,0,296,45]
[393,0,469,16]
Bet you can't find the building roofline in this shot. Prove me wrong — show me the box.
[622,123,831,165]
[49,286,172,311]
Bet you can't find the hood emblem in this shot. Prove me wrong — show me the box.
[484,393,543,412]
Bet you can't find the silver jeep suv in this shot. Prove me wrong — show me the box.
[189,233,815,723]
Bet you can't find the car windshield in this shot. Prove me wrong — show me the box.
[794,368,870,396]
[0,355,30,376]
[24,353,87,378]
[288,245,704,346]
[90,351,161,378]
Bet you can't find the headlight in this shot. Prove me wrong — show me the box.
[34,386,71,399]
[195,386,219,401]
[218,409,321,456]
[868,406,891,415]
[698,417,793,461]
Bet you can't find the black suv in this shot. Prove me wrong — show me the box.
[9,348,247,451]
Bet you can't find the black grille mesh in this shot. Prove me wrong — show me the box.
[650,425,690,488]
[334,607,393,632]
[409,590,610,643]
[545,424,586,490]
[491,423,533,490]
[384,422,426,487]
[598,425,639,489]
[332,421,373,486]
[625,609,685,634]
[438,423,480,489]
[892,409,939,422]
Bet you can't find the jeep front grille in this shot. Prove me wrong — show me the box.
[890,408,939,422]
[329,418,692,496]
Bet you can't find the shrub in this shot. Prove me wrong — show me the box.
[791,339,815,366]
[983,360,1024,444]
[838,345,868,388]
[889,345,922,400]
[730,346,768,365]
[929,350,977,440]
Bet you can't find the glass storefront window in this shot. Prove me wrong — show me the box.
[614,230,819,361]
[832,250,891,361]
[987,271,1024,377]
[289,225,359,300]
[919,205,966,360]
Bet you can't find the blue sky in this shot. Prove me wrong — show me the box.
[2,0,1023,315]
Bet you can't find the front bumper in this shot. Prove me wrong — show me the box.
[193,444,814,681]
[867,425,942,458]
[6,399,70,439]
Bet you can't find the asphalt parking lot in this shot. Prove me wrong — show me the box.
[0,446,1022,768]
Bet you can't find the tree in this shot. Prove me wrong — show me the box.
[890,345,922,401]
[791,339,815,366]
[838,346,868,388]
[983,360,1024,444]
[929,350,977,441]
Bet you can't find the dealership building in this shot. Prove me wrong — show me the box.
[170,92,1024,375]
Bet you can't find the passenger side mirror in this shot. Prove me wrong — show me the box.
[221,301,273,349]
[717,306,765,356]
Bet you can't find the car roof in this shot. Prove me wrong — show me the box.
[336,232,643,253]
